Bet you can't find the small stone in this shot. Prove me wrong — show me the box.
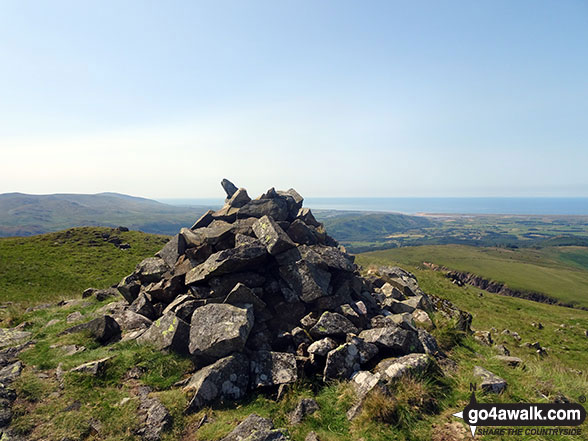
[289,398,319,424]
[473,366,507,393]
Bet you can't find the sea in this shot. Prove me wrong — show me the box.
[158,197,588,216]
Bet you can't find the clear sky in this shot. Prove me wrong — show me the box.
[1,0,587,198]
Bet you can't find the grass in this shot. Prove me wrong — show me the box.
[3,227,588,440]
[358,244,588,308]
[0,226,169,305]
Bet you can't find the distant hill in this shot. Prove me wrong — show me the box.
[0,192,215,236]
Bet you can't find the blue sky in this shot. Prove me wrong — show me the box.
[1,0,587,198]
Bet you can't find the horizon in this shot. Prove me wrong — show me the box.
[2,1,588,198]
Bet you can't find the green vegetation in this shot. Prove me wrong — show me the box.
[316,211,588,253]
[2,228,588,440]
[0,192,211,236]
[359,245,588,308]
[0,227,169,305]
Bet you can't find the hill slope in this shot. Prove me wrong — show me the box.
[0,192,213,236]
[0,227,168,304]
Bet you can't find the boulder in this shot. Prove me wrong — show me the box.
[474,330,493,346]
[189,304,254,359]
[191,209,215,230]
[417,329,443,357]
[359,326,423,356]
[156,234,187,267]
[375,353,432,382]
[224,283,267,313]
[221,178,239,198]
[117,273,142,303]
[138,313,190,354]
[227,188,251,208]
[296,208,321,227]
[220,414,289,441]
[252,215,296,255]
[0,362,22,384]
[473,366,507,393]
[209,272,266,298]
[250,351,297,388]
[70,357,111,376]
[184,353,250,413]
[289,398,319,424]
[323,343,360,381]
[346,370,386,420]
[113,310,153,332]
[61,315,121,344]
[129,293,157,320]
[137,389,172,441]
[238,198,290,222]
[136,257,169,284]
[286,220,318,245]
[309,312,358,338]
[185,243,267,284]
[494,355,523,367]
[279,261,331,303]
[307,337,337,357]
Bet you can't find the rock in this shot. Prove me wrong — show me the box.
[184,353,250,413]
[495,344,510,356]
[156,234,187,267]
[138,313,190,354]
[250,351,297,388]
[70,357,111,376]
[473,330,493,346]
[494,355,523,367]
[113,310,153,332]
[227,188,251,208]
[307,337,337,357]
[221,178,239,198]
[220,414,289,441]
[60,315,121,344]
[129,293,157,320]
[412,309,434,328]
[253,215,296,256]
[136,257,169,284]
[185,243,267,284]
[375,353,432,382]
[55,344,86,356]
[305,432,320,441]
[117,273,142,303]
[346,370,385,420]
[289,398,319,424]
[0,362,22,384]
[66,311,83,323]
[346,336,379,365]
[224,283,267,313]
[137,392,172,441]
[296,208,321,227]
[323,343,360,381]
[238,198,290,222]
[359,327,423,356]
[191,210,215,230]
[189,304,254,359]
[309,312,358,338]
[531,322,544,330]
[417,329,443,357]
[0,328,31,349]
[286,220,318,245]
[383,298,416,314]
[208,272,266,298]
[473,366,507,393]
[44,319,61,328]
[162,297,200,323]
[279,260,331,303]
[380,283,405,300]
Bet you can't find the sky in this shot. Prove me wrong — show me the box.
[1,0,587,198]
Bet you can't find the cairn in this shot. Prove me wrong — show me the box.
[115,179,470,413]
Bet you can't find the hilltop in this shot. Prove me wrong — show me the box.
[0,192,213,237]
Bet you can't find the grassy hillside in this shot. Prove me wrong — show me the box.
[1,231,586,440]
[0,227,168,305]
[358,245,588,308]
[0,192,212,236]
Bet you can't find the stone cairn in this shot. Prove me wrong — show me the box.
[115,179,471,415]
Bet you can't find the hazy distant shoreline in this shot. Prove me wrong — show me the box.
[158,197,588,216]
